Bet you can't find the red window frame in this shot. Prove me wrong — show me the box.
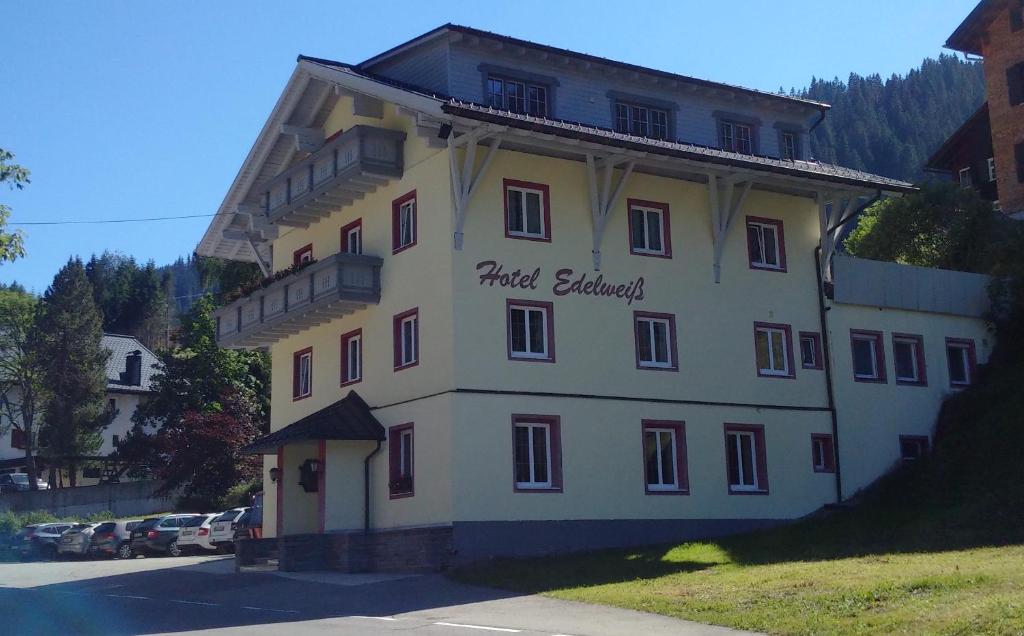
[753,321,796,379]
[391,190,417,254]
[511,414,562,493]
[292,346,313,401]
[745,216,787,272]
[641,420,689,495]
[503,179,552,242]
[892,333,927,386]
[945,337,977,388]
[850,329,887,383]
[627,198,672,259]
[810,433,836,473]
[506,299,555,362]
[293,243,313,267]
[339,328,362,387]
[340,218,363,254]
[393,308,419,371]
[798,331,823,370]
[723,423,769,495]
[388,423,414,499]
[633,311,679,371]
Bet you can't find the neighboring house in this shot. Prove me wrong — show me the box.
[0,334,159,485]
[944,0,1024,215]
[196,25,992,569]
[925,102,999,203]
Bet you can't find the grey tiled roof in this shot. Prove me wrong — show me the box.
[243,391,385,455]
[101,334,160,394]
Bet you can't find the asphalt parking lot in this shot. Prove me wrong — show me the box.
[0,555,754,635]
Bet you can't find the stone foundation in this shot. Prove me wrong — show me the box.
[273,525,454,573]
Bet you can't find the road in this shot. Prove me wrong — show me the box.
[0,555,757,635]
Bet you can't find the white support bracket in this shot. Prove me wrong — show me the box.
[280,125,324,154]
[707,173,753,283]
[449,125,506,250]
[585,153,636,270]
[817,190,875,282]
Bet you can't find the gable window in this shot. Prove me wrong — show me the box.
[721,120,753,154]
[634,311,678,371]
[341,219,362,255]
[959,167,973,188]
[504,179,551,241]
[393,309,419,371]
[293,244,313,267]
[850,330,886,382]
[893,333,926,386]
[724,424,768,494]
[1007,62,1024,107]
[746,217,787,271]
[945,337,977,387]
[899,435,928,462]
[811,434,836,473]
[487,76,548,117]
[340,329,362,386]
[628,199,671,258]
[391,191,417,254]
[388,424,414,498]
[512,415,562,492]
[988,157,997,182]
[642,420,688,494]
[754,322,794,378]
[781,131,799,160]
[507,300,554,362]
[615,102,669,140]
[799,331,823,370]
[292,347,312,400]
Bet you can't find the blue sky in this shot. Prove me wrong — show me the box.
[1,0,977,292]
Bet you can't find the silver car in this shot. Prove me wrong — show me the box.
[57,523,101,557]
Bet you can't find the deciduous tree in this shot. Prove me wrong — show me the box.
[0,148,29,263]
[0,288,45,488]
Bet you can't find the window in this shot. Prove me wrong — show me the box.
[507,300,554,362]
[614,102,669,140]
[1016,142,1024,183]
[945,337,977,387]
[108,398,116,412]
[1007,62,1024,106]
[391,191,417,254]
[799,332,823,370]
[293,244,313,267]
[512,415,562,492]
[781,131,799,160]
[628,199,671,258]
[724,424,768,494]
[642,420,688,494]
[720,120,753,154]
[487,76,548,116]
[340,329,362,386]
[388,424,414,498]
[811,434,835,473]
[754,322,794,378]
[292,347,312,400]
[393,308,419,370]
[634,311,678,371]
[850,330,886,383]
[959,167,973,188]
[746,217,787,271]
[11,428,26,450]
[82,467,101,479]
[988,157,997,182]
[893,333,926,386]
[503,179,551,241]
[340,219,362,255]
[112,434,120,447]
[899,435,928,461]
[1013,0,1023,31]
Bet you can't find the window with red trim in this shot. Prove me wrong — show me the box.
[340,329,362,386]
[811,433,835,473]
[746,216,786,271]
[799,331,823,370]
[507,299,554,362]
[292,347,312,400]
[642,420,688,494]
[754,322,794,378]
[392,191,417,254]
[945,337,977,387]
[512,414,562,492]
[340,219,362,255]
[504,179,551,241]
[724,423,768,494]
[293,244,313,267]
[388,423,414,498]
[628,199,671,258]
[851,330,886,383]
[11,428,26,450]
[893,333,926,386]
[634,311,678,371]
[393,308,419,370]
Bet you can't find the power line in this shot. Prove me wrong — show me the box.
[9,212,231,226]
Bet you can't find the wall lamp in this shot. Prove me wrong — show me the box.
[269,467,280,483]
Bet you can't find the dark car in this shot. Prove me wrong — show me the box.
[89,519,142,559]
[129,514,198,557]
[0,473,49,493]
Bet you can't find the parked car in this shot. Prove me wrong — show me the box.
[129,514,199,557]
[17,522,74,560]
[208,508,247,553]
[0,473,50,493]
[8,523,41,552]
[56,523,102,557]
[88,519,143,559]
[177,513,218,554]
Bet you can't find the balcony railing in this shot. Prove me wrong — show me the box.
[215,252,383,349]
[262,125,406,227]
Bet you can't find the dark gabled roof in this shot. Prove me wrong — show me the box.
[298,55,454,101]
[925,102,991,171]
[101,333,160,394]
[946,0,1005,55]
[357,24,830,112]
[242,391,385,455]
[443,101,915,193]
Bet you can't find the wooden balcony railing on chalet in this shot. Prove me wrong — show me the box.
[215,252,383,349]
[262,125,406,228]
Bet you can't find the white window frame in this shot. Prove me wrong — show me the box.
[400,315,418,367]
[615,102,669,139]
[799,335,818,368]
[630,204,667,255]
[946,342,972,386]
[959,167,973,188]
[748,220,783,269]
[893,337,922,383]
[636,317,673,369]
[506,185,546,239]
[722,121,753,154]
[508,304,549,360]
[852,334,881,380]
[756,326,790,377]
[345,225,362,255]
[727,431,759,492]
[344,334,362,383]
[487,76,547,116]
[988,157,997,182]
[644,428,679,491]
[781,131,797,159]
[514,422,552,489]
[398,199,416,249]
[297,351,312,398]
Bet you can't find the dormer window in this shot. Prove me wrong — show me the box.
[615,102,669,140]
[721,121,753,154]
[781,132,798,160]
[487,76,548,116]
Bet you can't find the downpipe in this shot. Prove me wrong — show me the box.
[815,246,843,504]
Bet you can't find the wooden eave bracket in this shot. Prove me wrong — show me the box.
[707,173,753,283]
[817,189,875,282]
[585,153,637,270]
[449,125,507,250]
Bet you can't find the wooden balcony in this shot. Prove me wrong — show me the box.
[215,252,383,349]
[263,125,406,228]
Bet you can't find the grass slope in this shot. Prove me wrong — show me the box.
[455,361,1024,634]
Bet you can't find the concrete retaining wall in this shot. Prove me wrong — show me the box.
[0,480,174,518]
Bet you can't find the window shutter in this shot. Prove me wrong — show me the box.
[292,354,300,399]
[1016,142,1024,183]
[1012,1,1023,32]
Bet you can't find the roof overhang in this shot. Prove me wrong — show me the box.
[945,0,1004,55]
[243,391,385,455]
[924,102,990,172]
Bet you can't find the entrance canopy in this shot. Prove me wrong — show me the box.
[243,391,385,455]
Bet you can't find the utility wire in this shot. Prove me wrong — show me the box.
[9,212,230,226]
